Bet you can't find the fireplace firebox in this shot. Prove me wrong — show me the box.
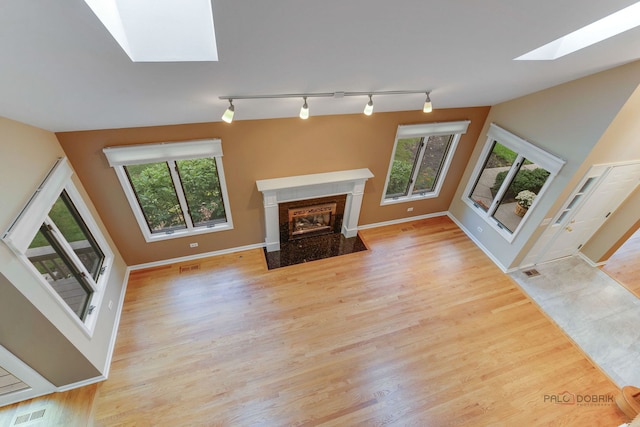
[278,195,346,244]
[288,202,337,239]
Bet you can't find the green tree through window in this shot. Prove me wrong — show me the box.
[382,122,470,205]
[125,158,227,234]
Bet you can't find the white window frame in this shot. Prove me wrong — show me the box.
[103,139,233,242]
[463,123,565,242]
[2,158,114,337]
[380,120,470,205]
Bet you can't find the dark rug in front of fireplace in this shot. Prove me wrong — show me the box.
[263,233,367,270]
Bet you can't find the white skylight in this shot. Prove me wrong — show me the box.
[83,0,218,62]
[515,1,640,60]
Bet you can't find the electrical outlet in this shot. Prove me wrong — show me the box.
[189,242,198,248]
[477,226,483,233]
[407,207,414,212]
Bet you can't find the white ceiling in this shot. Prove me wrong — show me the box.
[1,0,640,132]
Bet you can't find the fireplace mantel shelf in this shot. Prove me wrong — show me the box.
[256,168,374,252]
[256,168,374,192]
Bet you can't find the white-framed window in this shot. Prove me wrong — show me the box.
[2,158,113,336]
[103,139,233,242]
[464,124,565,241]
[381,120,470,205]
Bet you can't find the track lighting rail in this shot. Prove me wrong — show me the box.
[218,90,433,123]
[218,89,429,101]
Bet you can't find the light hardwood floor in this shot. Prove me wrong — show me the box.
[602,229,640,298]
[0,217,628,425]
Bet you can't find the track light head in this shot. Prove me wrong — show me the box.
[423,92,433,113]
[222,99,235,123]
[299,97,309,119]
[364,95,374,116]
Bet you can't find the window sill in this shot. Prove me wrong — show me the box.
[463,198,519,243]
[381,192,438,206]
[143,222,233,243]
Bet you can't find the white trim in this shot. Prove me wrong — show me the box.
[56,374,106,392]
[103,139,223,166]
[100,268,130,378]
[256,169,373,252]
[462,123,565,242]
[396,120,471,138]
[358,211,448,229]
[576,251,605,267]
[128,242,266,271]
[2,158,71,254]
[381,121,470,206]
[125,211,513,274]
[213,156,234,231]
[1,159,113,337]
[486,124,565,174]
[104,139,234,243]
[256,169,374,192]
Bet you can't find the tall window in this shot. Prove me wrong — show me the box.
[381,121,470,205]
[28,191,105,319]
[2,158,113,333]
[103,139,233,242]
[465,124,565,240]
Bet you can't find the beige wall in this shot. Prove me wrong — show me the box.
[0,273,99,385]
[580,85,640,263]
[56,107,490,265]
[0,116,127,385]
[449,60,640,270]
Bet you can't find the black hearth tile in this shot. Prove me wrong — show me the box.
[263,233,367,270]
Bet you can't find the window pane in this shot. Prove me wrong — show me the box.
[27,226,93,320]
[412,135,453,194]
[176,158,227,227]
[125,162,186,233]
[385,137,422,198]
[468,141,517,211]
[49,191,104,280]
[492,161,551,233]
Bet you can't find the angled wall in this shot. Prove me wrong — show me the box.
[0,116,127,386]
[449,60,640,270]
[580,85,640,263]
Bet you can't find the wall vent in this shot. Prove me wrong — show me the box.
[523,268,540,277]
[11,407,47,426]
[179,264,200,273]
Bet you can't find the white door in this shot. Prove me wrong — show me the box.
[535,162,640,264]
[0,345,55,407]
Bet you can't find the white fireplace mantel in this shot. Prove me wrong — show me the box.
[256,168,374,252]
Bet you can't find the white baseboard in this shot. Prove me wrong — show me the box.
[358,211,448,230]
[446,213,511,273]
[360,211,514,273]
[101,267,130,379]
[56,374,106,392]
[129,242,266,271]
[577,251,605,267]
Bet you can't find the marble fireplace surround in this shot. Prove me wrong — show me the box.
[256,169,374,252]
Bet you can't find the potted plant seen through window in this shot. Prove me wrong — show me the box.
[515,190,536,217]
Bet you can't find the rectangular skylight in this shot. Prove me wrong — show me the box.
[84,0,218,62]
[515,1,640,60]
